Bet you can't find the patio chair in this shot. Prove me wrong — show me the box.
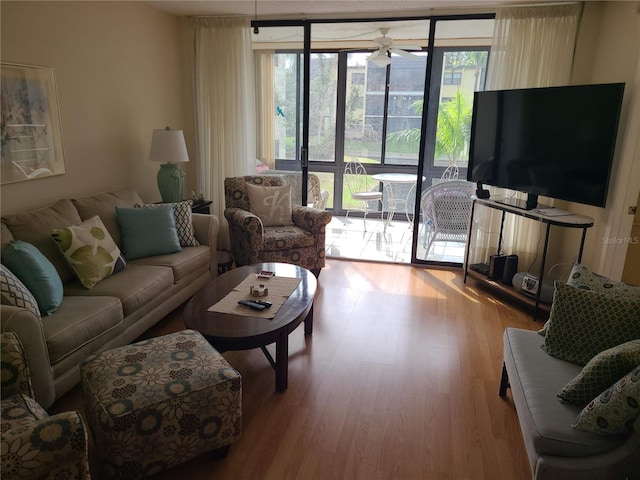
[421,180,474,257]
[344,160,383,231]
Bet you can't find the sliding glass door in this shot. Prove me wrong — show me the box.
[252,16,494,265]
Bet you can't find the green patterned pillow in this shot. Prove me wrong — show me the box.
[573,366,640,435]
[538,265,639,337]
[558,340,640,405]
[568,264,639,300]
[52,215,126,289]
[542,282,640,366]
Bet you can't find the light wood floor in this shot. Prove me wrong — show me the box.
[51,259,541,480]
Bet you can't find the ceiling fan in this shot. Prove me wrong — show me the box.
[367,28,422,67]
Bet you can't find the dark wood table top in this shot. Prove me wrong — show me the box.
[184,263,316,350]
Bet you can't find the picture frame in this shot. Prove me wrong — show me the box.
[1,62,66,185]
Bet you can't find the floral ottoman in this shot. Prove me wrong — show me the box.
[81,329,241,479]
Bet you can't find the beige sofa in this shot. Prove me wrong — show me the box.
[1,187,219,408]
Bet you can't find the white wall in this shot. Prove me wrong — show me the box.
[554,1,640,280]
[0,1,194,215]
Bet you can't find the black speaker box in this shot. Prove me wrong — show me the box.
[502,255,519,285]
[488,254,506,279]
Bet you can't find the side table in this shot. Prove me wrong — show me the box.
[191,200,212,214]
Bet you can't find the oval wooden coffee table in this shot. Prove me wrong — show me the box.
[184,262,316,392]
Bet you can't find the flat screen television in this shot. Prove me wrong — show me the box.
[467,83,625,209]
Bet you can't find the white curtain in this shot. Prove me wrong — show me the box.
[255,50,276,170]
[471,3,582,273]
[192,17,257,250]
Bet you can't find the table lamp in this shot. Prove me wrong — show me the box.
[149,127,189,203]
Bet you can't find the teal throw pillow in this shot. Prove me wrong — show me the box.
[558,340,640,405]
[573,366,640,436]
[135,200,199,247]
[542,282,640,366]
[116,205,181,260]
[1,240,63,316]
[52,215,127,289]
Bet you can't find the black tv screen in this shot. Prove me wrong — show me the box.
[467,83,625,208]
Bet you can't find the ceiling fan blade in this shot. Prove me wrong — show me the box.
[390,48,421,60]
[394,44,422,51]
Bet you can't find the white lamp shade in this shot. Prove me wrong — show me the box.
[149,129,189,163]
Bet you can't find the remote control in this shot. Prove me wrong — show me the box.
[237,300,266,311]
[253,300,272,308]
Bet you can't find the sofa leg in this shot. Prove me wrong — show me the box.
[211,444,231,460]
[499,362,510,397]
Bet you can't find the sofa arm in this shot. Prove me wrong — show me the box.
[0,397,91,480]
[224,207,264,266]
[292,206,332,234]
[0,332,34,399]
[192,213,220,279]
[1,306,55,409]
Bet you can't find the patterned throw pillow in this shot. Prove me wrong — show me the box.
[245,183,294,227]
[573,366,640,436]
[538,265,639,337]
[135,200,199,247]
[0,265,40,318]
[52,216,126,289]
[542,282,640,366]
[567,264,639,300]
[558,340,640,405]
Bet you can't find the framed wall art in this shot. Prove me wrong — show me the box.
[1,62,66,184]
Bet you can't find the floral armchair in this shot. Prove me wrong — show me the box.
[224,175,332,276]
[1,332,91,479]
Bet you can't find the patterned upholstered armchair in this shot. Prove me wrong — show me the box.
[224,175,332,276]
[1,332,91,479]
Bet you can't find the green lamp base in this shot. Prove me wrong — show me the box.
[157,163,185,203]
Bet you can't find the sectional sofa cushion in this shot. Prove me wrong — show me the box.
[64,264,174,317]
[1,199,82,283]
[0,264,40,318]
[2,241,64,316]
[52,216,126,289]
[503,328,625,457]
[116,206,181,260]
[542,282,640,366]
[42,295,123,365]
[573,366,640,436]
[558,340,640,405]
[72,187,144,247]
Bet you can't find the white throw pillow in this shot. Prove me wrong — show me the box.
[246,183,294,227]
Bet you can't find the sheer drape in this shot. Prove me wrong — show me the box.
[193,17,256,250]
[470,4,582,272]
[255,50,275,170]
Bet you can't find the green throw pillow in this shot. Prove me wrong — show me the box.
[52,215,126,289]
[116,205,181,260]
[542,282,640,366]
[538,264,639,337]
[0,264,41,318]
[558,340,640,405]
[1,240,63,316]
[573,366,640,436]
[135,200,199,247]
[568,264,639,300]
